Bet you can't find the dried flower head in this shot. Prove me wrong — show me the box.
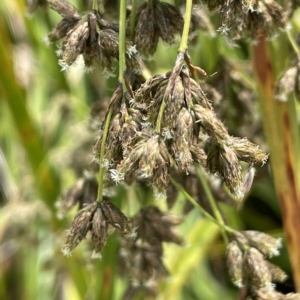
[243,247,274,291]
[227,240,244,288]
[217,0,287,42]
[62,198,133,256]
[91,206,108,257]
[62,202,98,256]
[46,3,140,71]
[100,198,133,235]
[226,230,291,297]
[116,132,170,200]
[97,51,268,200]
[242,230,282,258]
[132,0,183,55]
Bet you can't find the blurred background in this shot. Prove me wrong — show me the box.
[0,0,300,299]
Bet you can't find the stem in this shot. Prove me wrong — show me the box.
[287,30,300,55]
[155,0,193,133]
[178,0,193,53]
[196,167,229,244]
[130,0,138,40]
[92,0,98,11]
[170,177,235,234]
[97,0,127,201]
[119,0,127,85]
[252,35,300,291]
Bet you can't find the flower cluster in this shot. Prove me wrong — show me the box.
[131,0,183,55]
[44,0,140,72]
[94,52,267,200]
[62,198,135,258]
[226,230,296,299]
[203,0,287,42]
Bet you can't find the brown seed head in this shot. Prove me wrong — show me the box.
[48,0,80,18]
[207,142,243,198]
[134,2,158,55]
[100,199,134,236]
[91,207,108,258]
[62,201,98,256]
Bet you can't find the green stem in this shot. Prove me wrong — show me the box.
[155,0,193,133]
[130,0,138,40]
[170,177,235,234]
[119,0,127,85]
[92,0,98,11]
[196,167,229,244]
[287,30,300,55]
[97,0,127,202]
[178,0,193,53]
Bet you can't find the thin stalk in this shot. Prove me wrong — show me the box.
[92,0,98,11]
[170,177,235,234]
[155,0,193,132]
[287,30,300,55]
[119,0,127,86]
[96,0,127,201]
[130,0,138,40]
[196,167,229,244]
[178,0,193,53]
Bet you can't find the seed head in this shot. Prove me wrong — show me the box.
[243,230,282,258]
[218,0,286,42]
[207,142,243,199]
[227,240,244,288]
[132,0,183,55]
[243,247,273,291]
[91,207,108,255]
[100,198,133,235]
[265,262,288,283]
[62,202,98,255]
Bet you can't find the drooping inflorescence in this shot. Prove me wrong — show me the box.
[25,0,300,298]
